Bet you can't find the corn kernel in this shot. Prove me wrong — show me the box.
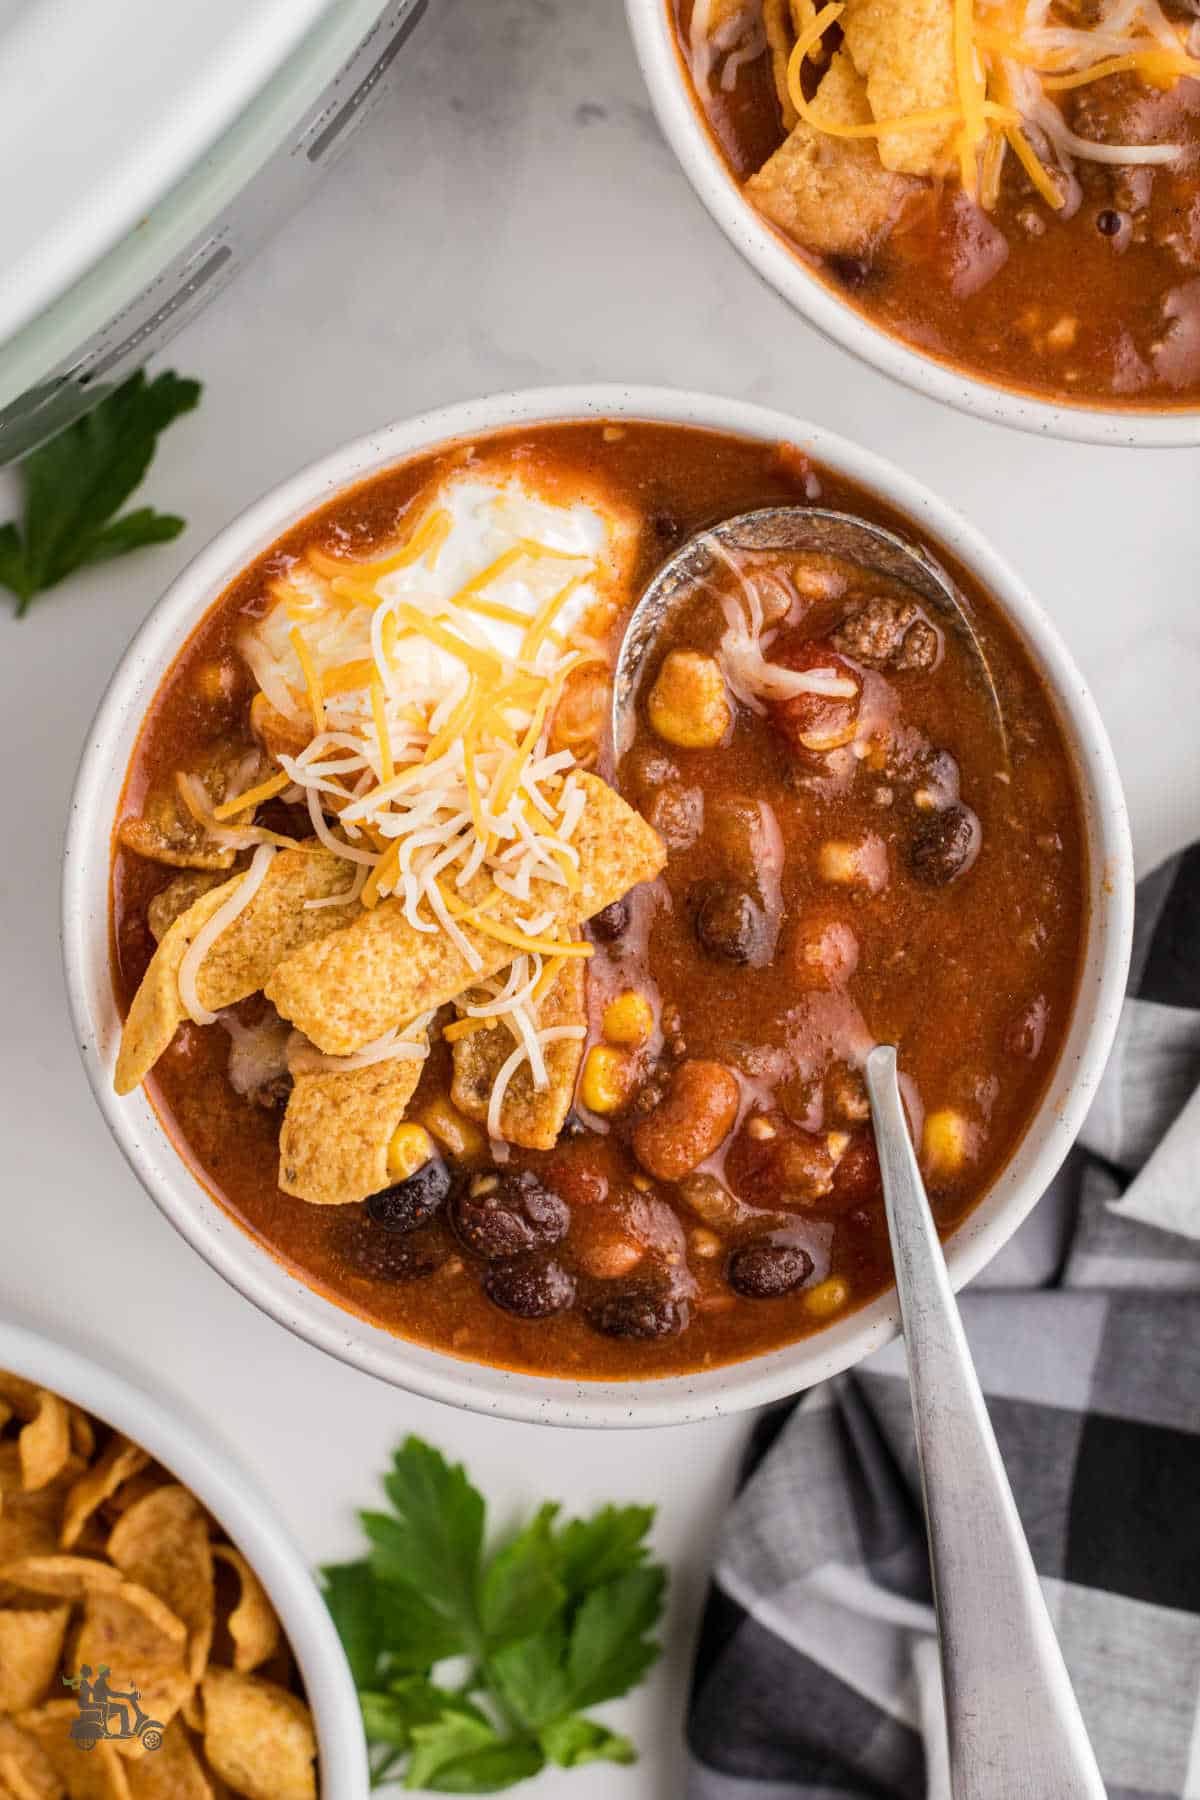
[602,990,654,1047]
[923,1108,972,1179]
[804,1277,850,1318]
[818,841,861,883]
[580,1045,631,1115]
[386,1123,436,1183]
[817,837,887,893]
[648,651,732,750]
[418,1096,486,1161]
[690,1228,722,1259]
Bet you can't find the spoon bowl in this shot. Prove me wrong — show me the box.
[612,505,1010,764]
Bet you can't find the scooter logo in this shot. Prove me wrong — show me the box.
[62,1666,164,1753]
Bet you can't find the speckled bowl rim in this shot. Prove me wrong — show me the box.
[625,0,1200,448]
[0,1317,368,1794]
[63,384,1134,1427]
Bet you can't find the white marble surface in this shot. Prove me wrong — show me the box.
[4,0,1199,1792]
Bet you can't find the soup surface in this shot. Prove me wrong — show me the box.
[110,421,1086,1378]
[673,0,1200,408]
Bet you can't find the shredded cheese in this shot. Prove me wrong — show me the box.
[212,770,290,821]
[287,1011,436,1074]
[486,1024,587,1143]
[768,0,1194,211]
[226,471,624,1136]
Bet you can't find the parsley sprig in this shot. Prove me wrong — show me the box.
[322,1438,667,1792]
[0,370,201,617]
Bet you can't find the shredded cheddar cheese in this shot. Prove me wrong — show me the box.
[227,469,622,1133]
[777,0,1195,211]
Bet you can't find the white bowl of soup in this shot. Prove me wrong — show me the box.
[0,1317,366,1796]
[627,0,1200,444]
[63,385,1133,1427]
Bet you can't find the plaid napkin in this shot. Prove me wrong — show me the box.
[686,845,1200,1800]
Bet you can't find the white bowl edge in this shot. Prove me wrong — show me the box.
[625,0,1200,450]
[62,382,1135,1428]
[0,1315,368,1795]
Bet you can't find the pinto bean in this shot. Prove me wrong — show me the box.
[632,1060,740,1181]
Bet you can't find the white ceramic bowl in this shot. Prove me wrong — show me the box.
[0,1316,367,1796]
[63,384,1134,1427]
[625,0,1200,449]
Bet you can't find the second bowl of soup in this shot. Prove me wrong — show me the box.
[64,386,1132,1424]
[629,0,1200,443]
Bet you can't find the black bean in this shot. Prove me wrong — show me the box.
[1096,208,1122,236]
[484,1258,576,1318]
[450,1169,569,1261]
[909,802,981,887]
[692,880,766,964]
[367,1160,451,1234]
[586,1285,689,1341]
[333,1211,446,1282]
[826,253,875,291]
[588,896,631,942]
[728,1240,814,1299]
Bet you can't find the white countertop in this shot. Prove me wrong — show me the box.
[4,0,1199,1792]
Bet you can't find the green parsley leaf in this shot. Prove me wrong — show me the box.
[324,1439,667,1793]
[359,1679,486,1751]
[406,1714,544,1792]
[322,1563,387,1688]
[565,1566,666,1711]
[554,1504,655,1598]
[488,1624,572,1731]
[364,1438,485,1650]
[0,370,200,617]
[479,1503,564,1648]
[539,1716,636,1768]
[323,1561,464,1683]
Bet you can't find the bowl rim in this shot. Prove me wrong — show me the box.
[624,0,1200,450]
[62,381,1135,1428]
[0,1315,368,1795]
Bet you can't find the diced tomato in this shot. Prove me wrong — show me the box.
[767,637,862,758]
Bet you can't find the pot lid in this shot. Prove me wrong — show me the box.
[0,0,340,345]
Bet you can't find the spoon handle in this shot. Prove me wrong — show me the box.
[864,1046,1106,1800]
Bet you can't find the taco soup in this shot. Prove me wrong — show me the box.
[110,420,1086,1378]
[673,0,1200,407]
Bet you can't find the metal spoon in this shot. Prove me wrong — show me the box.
[865,1045,1106,1799]
[612,506,1008,764]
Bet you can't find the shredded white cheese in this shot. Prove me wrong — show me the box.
[178,844,278,1026]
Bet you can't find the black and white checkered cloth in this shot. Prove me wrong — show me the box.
[687,847,1200,1800]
